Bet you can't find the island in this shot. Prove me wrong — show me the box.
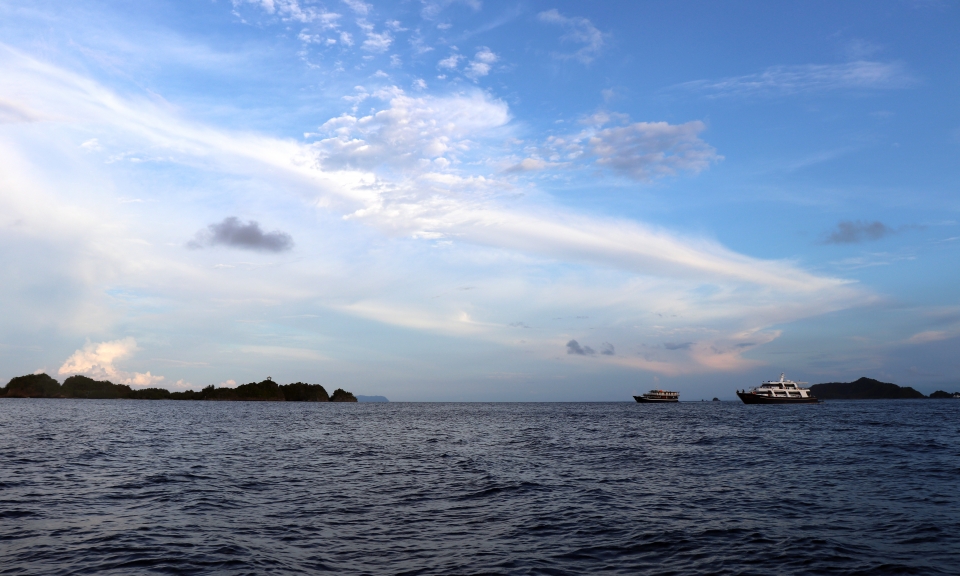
[0,373,358,402]
[810,377,927,400]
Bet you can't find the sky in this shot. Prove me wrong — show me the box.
[1,0,958,400]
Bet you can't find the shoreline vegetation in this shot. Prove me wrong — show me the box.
[0,374,357,402]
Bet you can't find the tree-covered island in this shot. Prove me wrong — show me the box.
[0,373,357,402]
[809,377,958,400]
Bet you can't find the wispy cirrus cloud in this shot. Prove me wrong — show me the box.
[677,60,915,98]
[0,45,867,379]
[537,9,605,64]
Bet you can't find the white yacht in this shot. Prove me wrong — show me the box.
[633,389,679,403]
[737,373,818,404]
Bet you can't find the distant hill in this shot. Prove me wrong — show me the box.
[930,390,960,399]
[810,377,926,400]
[356,395,389,402]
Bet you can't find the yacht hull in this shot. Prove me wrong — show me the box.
[633,396,679,403]
[737,392,819,405]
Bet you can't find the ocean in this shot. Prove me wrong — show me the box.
[1,399,958,574]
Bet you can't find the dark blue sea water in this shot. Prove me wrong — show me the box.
[2,399,959,575]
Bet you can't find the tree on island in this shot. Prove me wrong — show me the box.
[810,377,926,399]
[330,388,358,402]
[2,374,354,402]
[1,373,62,397]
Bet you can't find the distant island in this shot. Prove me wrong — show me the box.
[810,377,959,400]
[356,395,390,402]
[0,373,358,402]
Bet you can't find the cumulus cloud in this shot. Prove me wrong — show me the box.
[546,114,720,180]
[362,30,393,52]
[537,9,605,63]
[358,20,393,52]
[58,338,164,386]
[438,53,462,70]
[678,61,915,97]
[824,220,895,244]
[600,342,615,356]
[566,339,595,355]
[311,88,510,171]
[464,47,498,79]
[189,217,294,252]
[239,0,341,25]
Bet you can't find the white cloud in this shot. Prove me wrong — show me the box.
[362,31,393,52]
[503,157,559,173]
[464,47,498,79]
[537,9,605,64]
[358,20,393,53]
[421,0,482,20]
[80,138,102,151]
[341,0,371,16]
[58,338,165,387]
[678,61,915,97]
[312,88,511,171]
[0,45,868,379]
[238,0,341,25]
[438,53,462,70]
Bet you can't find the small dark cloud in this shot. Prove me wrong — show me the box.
[664,342,693,350]
[566,339,595,355]
[600,342,615,355]
[188,217,293,252]
[509,322,530,329]
[824,220,894,244]
[735,342,755,348]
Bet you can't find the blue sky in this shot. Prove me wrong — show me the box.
[1,0,958,400]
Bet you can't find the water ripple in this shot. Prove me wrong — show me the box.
[1,399,958,574]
